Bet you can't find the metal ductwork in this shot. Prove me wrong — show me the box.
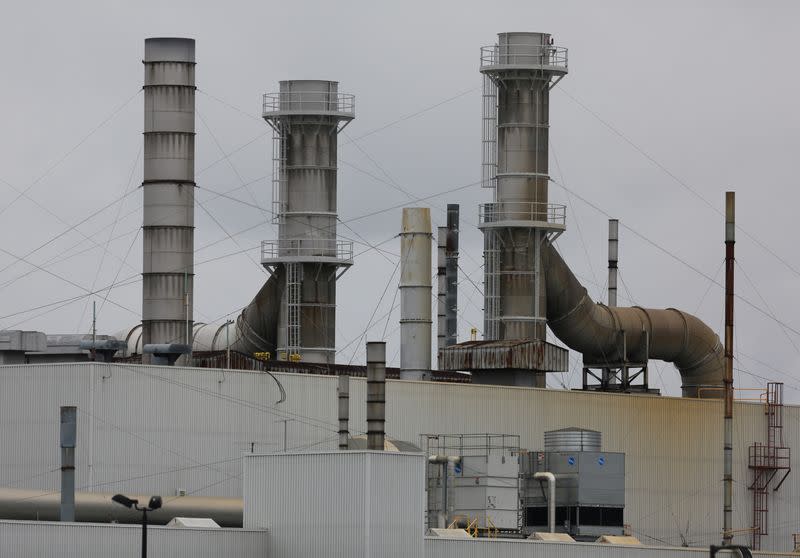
[141,37,196,365]
[400,208,432,380]
[0,488,242,527]
[543,243,724,397]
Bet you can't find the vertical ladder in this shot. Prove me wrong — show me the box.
[285,262,301,358]
[481,74,497,189]
[271,122,288,224]
[484,229,500,340]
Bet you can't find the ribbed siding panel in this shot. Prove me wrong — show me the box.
[243,451,424,558]
[0,520,267,557]
[425,537,792,557]
[2,363,800,552]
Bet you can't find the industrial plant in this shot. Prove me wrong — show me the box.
[0,30,797,558]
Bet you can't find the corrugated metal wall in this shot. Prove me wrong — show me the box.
[0,363,798,552]
[425,537,795,557]
[243,451,425,558]
[0,520,267,557]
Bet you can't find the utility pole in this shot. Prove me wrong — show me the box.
[722,191,735,546]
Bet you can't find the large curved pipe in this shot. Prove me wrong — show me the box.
[533,472,556,533]
[543,244,723,397]
[0,488,242,527]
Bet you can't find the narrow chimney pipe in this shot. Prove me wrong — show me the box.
[445,204,459,346]
[60,406,77,522]
[399,208,432,380]
[366,341,386,451]
[437,227,447,352]
[534,472,556,533]
[338,375,350,450]
[722,191,735,545]
[608,219,619,307]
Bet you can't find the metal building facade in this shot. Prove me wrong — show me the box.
[243,451,425,558]
[0,520,267,557]
[0,363,798,552]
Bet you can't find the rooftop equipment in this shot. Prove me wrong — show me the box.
[141,37,196,365]
[261,80,355,364]
[0,330,46,364]
[400,208,432,380]
[522,428,625,540]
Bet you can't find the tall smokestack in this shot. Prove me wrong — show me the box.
[366,341,386,451]
[437,227,447,352]
[60,406,76,522]
[478,32,568,387]
[722,191,735,545]
[141,38,196,365]
[608,219,618,307]
[445,204,459,346]
[261,81,355,364]
[338,374,350,450]
[400,208,432,380]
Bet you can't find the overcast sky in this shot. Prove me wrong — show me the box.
[0,0,798,399]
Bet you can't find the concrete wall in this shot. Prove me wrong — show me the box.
[0,520,267,557]
[0,362,797,552]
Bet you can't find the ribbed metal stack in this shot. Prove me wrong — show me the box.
[141,38,196,364]
[544,427,602,452]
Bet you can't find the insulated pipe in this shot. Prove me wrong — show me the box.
[608,219,619,307]
[533,472,556,533]
[141,38,196,366]
[429,455,462,529]
[338,374,350,450]
[0,488,242,527]
[445,205,459,346]
[543,243,724,396]
[399,208,432,380]
[437,227,447,352]
[366,341,386,450]
[60,406,76,522]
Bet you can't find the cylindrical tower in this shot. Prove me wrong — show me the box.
[399,208,432,380]
[141,38,196,365]
[366,341,386,451]
[261,80,354,364]
[479,32,567,349]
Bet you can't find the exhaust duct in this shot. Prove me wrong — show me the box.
[366,341,386,450]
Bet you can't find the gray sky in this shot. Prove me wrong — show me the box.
[0,0,798,398]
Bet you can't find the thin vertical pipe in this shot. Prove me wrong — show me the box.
[723,191,735,546]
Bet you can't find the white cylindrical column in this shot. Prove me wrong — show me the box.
[141,37,196,365]
[400,208,432,380]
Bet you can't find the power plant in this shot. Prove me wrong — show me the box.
[0,30,796,558]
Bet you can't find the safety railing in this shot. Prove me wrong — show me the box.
[479,202,566,227]
[748,443,791,470]
[480,44,568,70]
[263,91,355,116]
[261,239,354,262]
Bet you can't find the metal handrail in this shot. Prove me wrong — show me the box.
[262,92,355,115]
[480,44,568,69]
[261,239,354,261]
[479,202,566,226]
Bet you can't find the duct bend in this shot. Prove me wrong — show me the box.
[542,244,723,397]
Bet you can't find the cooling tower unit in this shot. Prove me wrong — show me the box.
[261,81,355,364]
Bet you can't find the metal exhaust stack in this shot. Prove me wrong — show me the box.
[141,38,196,365]
[608,219,619,307]
[400,208,432,380]
[445,204,459,347]
[261,81,355,364]
[59,406,76,522]
[437,227,447,352]
[338,375,350,450]
[366,341,386,450]
[722,191,735,545]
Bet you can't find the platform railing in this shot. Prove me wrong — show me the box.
[479,202,566,227]
[261,238,354,262]
[263,91,355,116]
[480,44,568,70]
